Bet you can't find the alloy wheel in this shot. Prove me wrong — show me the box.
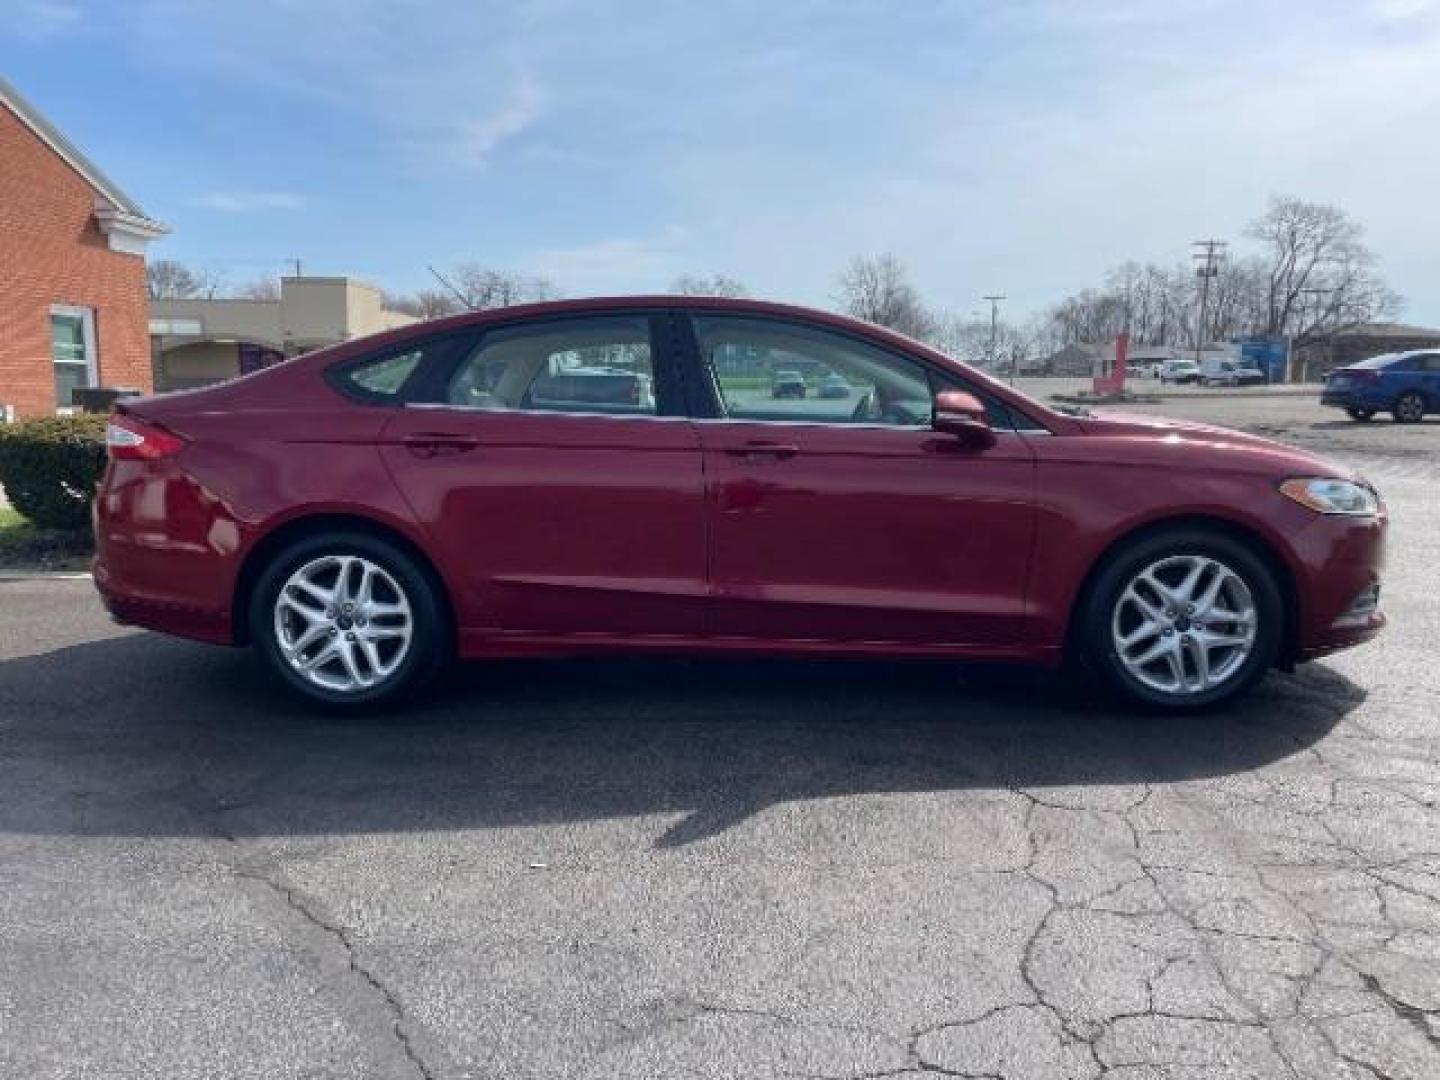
[1110,554,1258,697]
[273,555,414,694]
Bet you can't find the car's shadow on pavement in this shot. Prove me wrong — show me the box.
[0,634,1365,847]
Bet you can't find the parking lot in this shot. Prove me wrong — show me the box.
[2,392,1438,1079]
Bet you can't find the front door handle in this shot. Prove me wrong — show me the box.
[402,433,479,458]
[723,440,799,460]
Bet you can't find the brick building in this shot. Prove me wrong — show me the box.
[0,76,167,419]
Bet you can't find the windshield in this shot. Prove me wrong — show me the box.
[1350,353,1399,369]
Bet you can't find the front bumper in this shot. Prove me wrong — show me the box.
[1289,510,1387,660]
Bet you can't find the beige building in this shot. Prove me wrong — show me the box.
[150,276,416,390]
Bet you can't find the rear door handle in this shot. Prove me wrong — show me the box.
[402,432,479,458]
[723,440,799,460]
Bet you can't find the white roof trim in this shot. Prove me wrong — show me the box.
[0,74,169,236]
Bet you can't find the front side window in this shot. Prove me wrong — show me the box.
[50,305,97,409]
[692,315,936,426]
[446,316,656,416]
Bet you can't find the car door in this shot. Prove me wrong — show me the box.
[1421,354,1440,405]
[681,312,1038,646]
[379,312,707,638]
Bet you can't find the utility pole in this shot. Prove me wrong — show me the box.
[1297,286,1332,383]
[289,258,302,278]
[983,294,1008,383]
[1191,240,1226,366]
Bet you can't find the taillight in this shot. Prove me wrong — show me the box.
[106,414,187,460]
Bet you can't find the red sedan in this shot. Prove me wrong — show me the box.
[94,297,1386,711]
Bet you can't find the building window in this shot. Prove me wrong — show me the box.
[50,305,98,410]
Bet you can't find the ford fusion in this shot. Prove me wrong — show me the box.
[94,297,1386,710]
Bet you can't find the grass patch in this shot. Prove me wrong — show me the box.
[0,505,93,571]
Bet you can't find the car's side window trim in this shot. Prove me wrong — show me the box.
[416,310,686,418]
[675,310,1038,433]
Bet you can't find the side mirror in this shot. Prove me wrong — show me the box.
[932,390,996,449]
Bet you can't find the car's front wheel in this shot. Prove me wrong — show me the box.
[1079,529,1282,711]
[1346,407,1375,422]
[251,532,447,708]
[1393,392,1426,423]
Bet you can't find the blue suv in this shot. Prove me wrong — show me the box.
[1321,350,1440,422]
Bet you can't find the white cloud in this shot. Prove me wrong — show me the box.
[1371,0,1439,18]
[192,191,303,212]
[447,75,543,170]
[7,0,82,38]
[520,228,690,294]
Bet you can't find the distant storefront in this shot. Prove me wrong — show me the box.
[150,276,416,391]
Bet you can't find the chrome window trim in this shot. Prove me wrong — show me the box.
[405,401,685,422]
[405,401,1053,436]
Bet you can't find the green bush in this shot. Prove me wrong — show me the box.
[0,414,108,531]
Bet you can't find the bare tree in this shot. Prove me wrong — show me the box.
[385,289,461,320]
[1040,196,1401,357]
[926,313,994,367]
[1248,196,1400,343]
[835,254,934,339]
[146,260,224,300]
[442,265,558,310]
[670,273,747,297]
[234,277,281,301]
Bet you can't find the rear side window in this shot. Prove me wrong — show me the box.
[350,350,422,396]
[446,316,658,416]
[327,334,466,404]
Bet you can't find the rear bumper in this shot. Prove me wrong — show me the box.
[1320,389,1389,410]
[92,457,242,645]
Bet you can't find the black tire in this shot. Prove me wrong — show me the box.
[1393,392,1426,424]
[1076,528,1283,712]
[250,531,448,709]
[1346,407,1375,422]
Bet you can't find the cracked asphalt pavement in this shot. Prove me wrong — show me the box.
[1,397,1437,1079]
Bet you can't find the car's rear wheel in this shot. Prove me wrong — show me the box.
[1393,392,1426,423]
[1346,407,1375,422]
[1078,529,1282,711]
[251,532,447,708]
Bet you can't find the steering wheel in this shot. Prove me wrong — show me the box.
[851,389,877,423]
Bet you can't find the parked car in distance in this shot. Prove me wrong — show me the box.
[1129,361,1164,379]
[818,373,852,399]
[1159,359,1201,384]
[94,296,1386,714]
[1321,350,1439,423]
[771,369,807,398]
[529,366,655,412]
[1201,358,1267,387]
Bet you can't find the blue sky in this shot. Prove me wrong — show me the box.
[4,0,1438,322]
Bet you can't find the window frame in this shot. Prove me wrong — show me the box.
[674,310,1040,433]
[417,310,688,420]
[50,304,98,409]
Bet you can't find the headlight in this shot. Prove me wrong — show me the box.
[1279,477,1381,516]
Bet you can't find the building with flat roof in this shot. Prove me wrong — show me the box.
[150,276,417,390]
[0,76,168,419]
[1293,323,1440,379]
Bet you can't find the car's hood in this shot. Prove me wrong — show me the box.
[1080,409,1359,481]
